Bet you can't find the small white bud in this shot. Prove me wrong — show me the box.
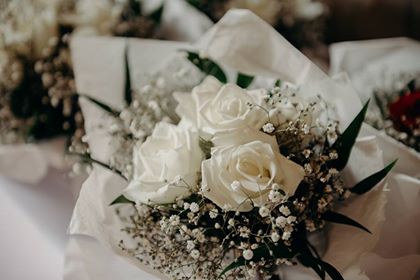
[230,180,241,191]
[262,122,275,133]
[243,249,254,260]
[259,206,270,217]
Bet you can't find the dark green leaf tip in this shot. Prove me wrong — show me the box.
[236,73,254,88]
[331,100,370,170]
[183,50,227,83]
[350,159,397,195]
[323,211,371,234]
[110,195,134,206]
[78,94,120,117]
[124,46,132,105]
[148,4,164,23]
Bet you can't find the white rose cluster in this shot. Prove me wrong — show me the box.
[125,77,304,212]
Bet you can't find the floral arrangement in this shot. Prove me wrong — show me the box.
[0,0,163,146]
[186,0,327,49]
[368,77,419,152]
[80,49,395,279]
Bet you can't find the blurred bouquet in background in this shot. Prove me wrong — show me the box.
[330,38,420,155]
[186,0,328,57]
[0,0,163,146]
[370,77,419,152]
[0,0,165,182]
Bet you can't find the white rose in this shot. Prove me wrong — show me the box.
[174,76,268,135]
[123,122,202,205]
[201,128,304,211]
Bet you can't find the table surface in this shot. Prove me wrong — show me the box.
[0,170,76,280]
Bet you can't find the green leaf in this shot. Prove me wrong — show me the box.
[68,152,127,180]
[350,160,397,195]
[236,73,254,88]
[110,195,134,206]
[322,211,371,234]
[274,79,282,87]
[220,242,294,277]
[319,260,344,280]
[148,4,164,23]
[199,137,213,159]
[331,100,370,170]
[186,0,201,9]
[297,241,325,279]
[296,239,343,280]
[78,94,120,117]
[298,252,325,279]
[124,46,132,105]
[407,79,415,92]
[184,51,227,83]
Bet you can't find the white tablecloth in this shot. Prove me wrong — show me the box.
[0,170,77,280]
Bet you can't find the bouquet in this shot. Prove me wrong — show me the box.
[369,77,419,152]
[64,11,418,280]
[0,0,168,182]
[330,38,420,155]
[108,69,393,280]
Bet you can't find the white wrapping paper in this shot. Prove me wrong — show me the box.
[65,10,419,280]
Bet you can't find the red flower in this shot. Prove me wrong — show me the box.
[388,90,420,133]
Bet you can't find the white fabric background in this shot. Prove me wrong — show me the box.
[0,170,77,280]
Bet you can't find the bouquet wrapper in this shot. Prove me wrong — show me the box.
[65,10,419,280]
[158,0,213,42]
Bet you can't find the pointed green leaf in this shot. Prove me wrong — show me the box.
[318,260,344,280]
[275,79,282,87]
[220,242,294,277]
[322,211,371,234]
[407,79,415,92]
[331,100,370,170]
[186,0,202,9]
[236,73,254,88]
[148,4,164,23]
[350,160,397,194]
[297,241,325,279]
[128,0,141,16]
[298,253,325,279]
[199,137,213,159]
[110,195,134,206]
[184,51,227,83]
[124,46,132,105]
[78,94,120,117]
[68,152,127,180]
